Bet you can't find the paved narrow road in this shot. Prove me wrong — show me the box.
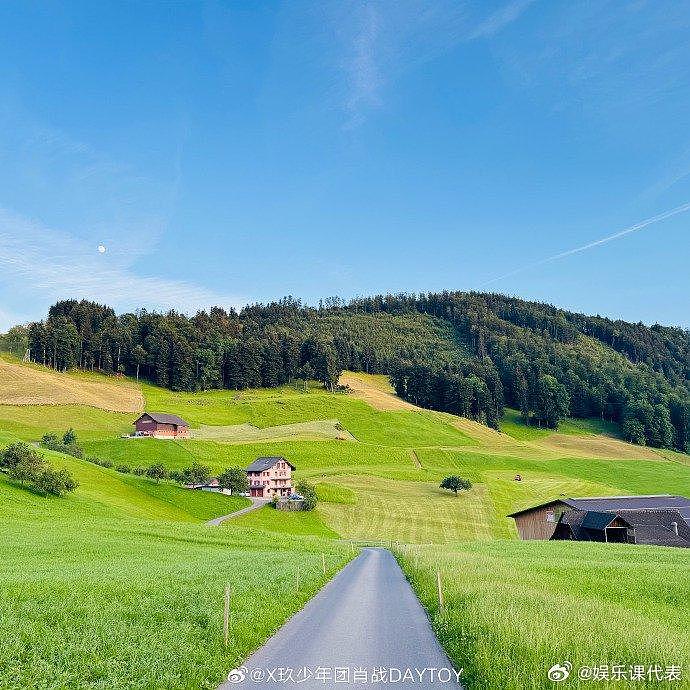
[219,548,462,689]
[207,498,269,526]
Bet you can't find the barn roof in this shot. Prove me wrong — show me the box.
[581,511,621,530]
[135,412,189,427]
[508,494,690,521]
[565,495,690,516]
[553,507,690,547]
[246,456,296,472]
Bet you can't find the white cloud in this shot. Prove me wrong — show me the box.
[0,207,242,320]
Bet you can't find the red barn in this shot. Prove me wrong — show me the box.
[133,412,190,439]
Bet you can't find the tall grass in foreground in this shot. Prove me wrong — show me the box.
[0,511,351,689]
[396,541,689,689]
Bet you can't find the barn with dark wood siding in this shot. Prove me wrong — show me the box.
[133,412,190,438]
[508,495,690,548]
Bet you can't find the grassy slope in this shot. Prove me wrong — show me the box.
[2,362,689,542]
[0,353,143,412]
[2,361,689,688]
[0,431,250,523]
[397,541,689,689]
[0,445,349,689]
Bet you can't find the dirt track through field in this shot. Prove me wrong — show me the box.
[207,498,269,526]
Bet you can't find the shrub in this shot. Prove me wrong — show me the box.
[295,480,317,511]
[146,463,169,483]
[0,442,35,472]
[176,463,212,486]
[0,442,77,497]
[132,467,146,476]
[34,468,78,496]
[115,464,131,474]
[440,476,472,495]
[41,431,84,459]
[9,453,45,484]
[85,456,112,469]
[217,467,249,494]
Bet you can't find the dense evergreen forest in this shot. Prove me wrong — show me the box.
[4,292,689,452]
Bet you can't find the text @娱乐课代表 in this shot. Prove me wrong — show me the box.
[547,662,683,683]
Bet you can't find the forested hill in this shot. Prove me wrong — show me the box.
[4,292,689,452]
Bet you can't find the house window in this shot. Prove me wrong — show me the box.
[546,511,555,523]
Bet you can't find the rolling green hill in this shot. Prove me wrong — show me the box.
[0,428,350,689]
[16,293,690,455]
[2,358,688,542]
[1,358,688,688]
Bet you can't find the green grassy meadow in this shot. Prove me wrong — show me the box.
[0,457,350,689]
[396,541,689,689]
[1,359,689,688]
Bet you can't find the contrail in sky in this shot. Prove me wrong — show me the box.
[478,201,690,287]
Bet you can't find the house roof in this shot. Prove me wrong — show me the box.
[246,456,296,472]
[508,495,690,522]
[135,412,189,427]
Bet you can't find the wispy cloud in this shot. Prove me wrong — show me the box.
[478,201,690,287]
[0,103,239,328]
[468,0,536,40]
[0,207,241,324]
[335,0,535,127]
[343,4,383,127]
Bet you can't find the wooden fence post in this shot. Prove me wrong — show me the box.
[322,553,326,576]
[436,569,444,611]
[296,565,300,592]
[223,585,231,647]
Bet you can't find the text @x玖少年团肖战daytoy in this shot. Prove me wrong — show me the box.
[225,666,464,684]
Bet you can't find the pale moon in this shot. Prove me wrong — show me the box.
[97,244,106,254]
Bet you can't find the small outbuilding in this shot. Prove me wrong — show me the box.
[508,494,690,548]
[133,412,190,439]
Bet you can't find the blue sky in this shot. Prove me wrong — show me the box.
[1,1,689,330]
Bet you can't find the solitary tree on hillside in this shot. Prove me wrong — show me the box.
[218,467,250,494]
[440,476,472,496]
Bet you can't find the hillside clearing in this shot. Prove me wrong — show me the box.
[191,419,356,442]
[340,371,417,411]
[0,355,143,412]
